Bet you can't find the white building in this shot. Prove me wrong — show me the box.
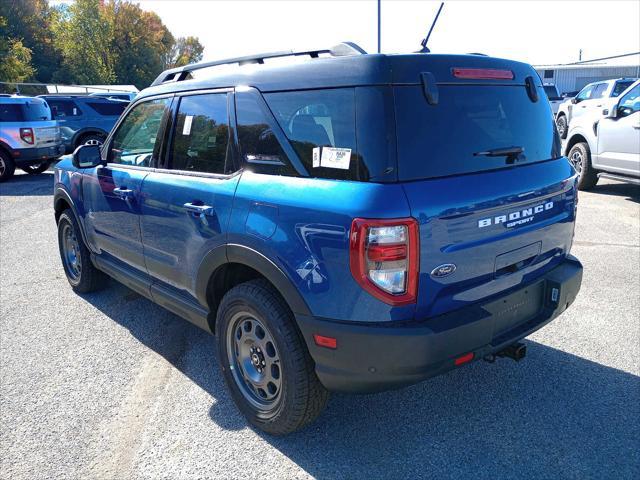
[535,52,640,95]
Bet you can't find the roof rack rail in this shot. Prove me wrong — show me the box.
[150,42,367,87]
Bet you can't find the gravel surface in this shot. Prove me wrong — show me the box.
[1,170,638,479]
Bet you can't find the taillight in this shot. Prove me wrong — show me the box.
[452,68,514,80]
[349,218,419,306]
[20,128,34,144]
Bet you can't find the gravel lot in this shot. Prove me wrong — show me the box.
[1,170,639,479]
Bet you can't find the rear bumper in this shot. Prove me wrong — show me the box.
[296,255,583,393]
[12,145,65,165]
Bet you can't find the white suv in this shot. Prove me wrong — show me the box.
[564,80,640,190]
[556,78,637,139]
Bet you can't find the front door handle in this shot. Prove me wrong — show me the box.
[113,187,134,198]
[183,202,214,216]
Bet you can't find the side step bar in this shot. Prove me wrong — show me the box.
[597,172,640,186]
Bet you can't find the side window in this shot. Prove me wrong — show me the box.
[170,93,229,174]
[618,85,640,117]
[265,88,363,181]
[591,83,607,99]
[576,85,594,102]
[87,101,128,117]
[47,100,82,118]
[109,98,171,167]
[236,93,296,176]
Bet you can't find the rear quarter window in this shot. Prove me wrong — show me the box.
[394,85,560,180]
[87,101,128,116]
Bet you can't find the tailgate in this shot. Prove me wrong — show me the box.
[403,158,577,319]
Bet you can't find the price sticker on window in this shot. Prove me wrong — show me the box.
[319,147,351,170]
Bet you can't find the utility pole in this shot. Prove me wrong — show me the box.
[579,49,583,61]
[377,0,381,53]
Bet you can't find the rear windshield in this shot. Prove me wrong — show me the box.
[394,85,560,181]
[543,85,561,100]
[0,100,51,122]
[612,80,635,97]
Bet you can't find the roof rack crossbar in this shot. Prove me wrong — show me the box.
[150,42,367,87]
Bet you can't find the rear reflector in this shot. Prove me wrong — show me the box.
[314,334,337,349]
[452,68,514,80]
[454,352,474,366]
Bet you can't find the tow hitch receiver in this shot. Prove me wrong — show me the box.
[497,342,527,362]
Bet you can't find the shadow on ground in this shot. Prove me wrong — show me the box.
[82,281,640,479]
[590,181,640,204]
[0,171,54,196]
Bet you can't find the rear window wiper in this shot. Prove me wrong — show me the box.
[474,146,525,164]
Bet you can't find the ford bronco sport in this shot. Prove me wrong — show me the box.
[53,43,583,435]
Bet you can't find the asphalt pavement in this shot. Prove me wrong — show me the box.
[1,170,639,479]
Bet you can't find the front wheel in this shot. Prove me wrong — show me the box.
[21,161,51,175]
[57,210,107,293]
[216,279,329,435]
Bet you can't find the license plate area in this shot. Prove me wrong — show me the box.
[483,281,544,338]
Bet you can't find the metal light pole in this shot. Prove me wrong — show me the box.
[377,0,381,53]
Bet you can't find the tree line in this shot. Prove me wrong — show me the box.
[0,0,204,90]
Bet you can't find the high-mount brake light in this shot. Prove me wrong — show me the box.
[349,218,419,306]
[452,68,514,80]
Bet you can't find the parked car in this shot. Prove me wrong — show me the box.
[53,43,583,435]
[88,91,137,102]
[565,80,640,189]
[543,84,563,115]
[556,78,637,139]
[0,95,64,181]
[38,95,129,153]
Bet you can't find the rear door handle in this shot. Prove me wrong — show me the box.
[113,187,134,198]
[183,202,214,216]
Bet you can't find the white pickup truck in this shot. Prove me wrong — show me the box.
[556,78,637,139]
[564,80,640,190]
[543,84,563,116]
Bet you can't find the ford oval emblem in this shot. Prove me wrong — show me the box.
[431,263,457,278]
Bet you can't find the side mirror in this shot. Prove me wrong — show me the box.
[603,107,617,118]
[72,144,103,169]
[571,97,579,104]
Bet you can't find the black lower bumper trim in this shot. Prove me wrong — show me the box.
[296,255,583,393]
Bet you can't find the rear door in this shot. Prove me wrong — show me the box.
[393,66,576,318]
[139,90,239,302]
[82,97,172,270]
[596,84,640,175]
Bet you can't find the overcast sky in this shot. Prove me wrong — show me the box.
[132,0,640,65]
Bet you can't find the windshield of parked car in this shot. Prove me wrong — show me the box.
[612,80,635,97]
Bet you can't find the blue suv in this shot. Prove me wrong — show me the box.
[53,43,583,435]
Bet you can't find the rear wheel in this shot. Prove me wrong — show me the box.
[216,279,329,435]
[57,209,107,293]
[0,150,16,182]
[21,161,51,175]
[568,142,598,190]
[78,134,105,148]
[556,114,568,139]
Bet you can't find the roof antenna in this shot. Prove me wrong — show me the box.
[418,1,444,53]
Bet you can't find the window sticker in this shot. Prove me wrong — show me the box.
[312,147,321,168]
[320,147,351,170]
[182,115,193,135]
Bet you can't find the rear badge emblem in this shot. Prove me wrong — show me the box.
[431,263,457,278]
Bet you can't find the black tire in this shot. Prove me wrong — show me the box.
[216,279,329,435]
[21,161,51,175]
[556,114,568,139]
[78,133,105,148]
[57,209,107,293]
[0,149,16,182]
[568,142,598,190]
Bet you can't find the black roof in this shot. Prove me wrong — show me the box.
[138,43,539,100]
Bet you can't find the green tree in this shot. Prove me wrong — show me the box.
[0,0,62,82]
[0,16,36,83]
[105,1,174,89]
[52,0,115,84]
[166,36,204,69]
